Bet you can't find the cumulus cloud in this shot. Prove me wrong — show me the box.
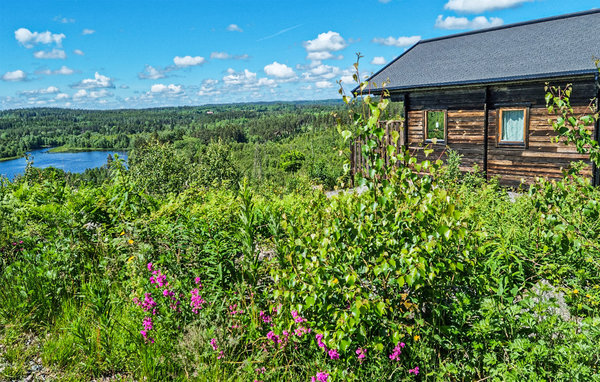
[55,93,70,100]
[150,83,183,94]
[15,28,65,48]
[227,24,243,32]
[71,72,114,89]
[222,68,277,91]
[211,52,230,59]
[37,65,75,75]
[198,79,221,96]
[73,89,112,100]
[371,56,386,65]
[2,70,27,82]
[264,62,295,78]
[372,35,421,47]
[138,65,166,79]
[33,49,66,59]
[315,81,334,89]
[82,28,95,35]
[306,52,344,63]
[73,49,85,55]
[435,15,503,30]
[173,55,206,67]
[444,0,533,13]
[304,31,347,53]
[20,86,60,95]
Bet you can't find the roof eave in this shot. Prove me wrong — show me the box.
[356,70,598,96]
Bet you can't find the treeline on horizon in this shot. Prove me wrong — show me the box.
[1,101,383,190]
[0,101,346,159]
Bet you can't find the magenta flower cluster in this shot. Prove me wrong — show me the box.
[389,342,406,362]
[190,288,206,314]
[408,366,420,375]
[356,347,366,363]
[210,338,224,359]
[310,371,329,382]
[259,310,272,325]
[140,316,154,343]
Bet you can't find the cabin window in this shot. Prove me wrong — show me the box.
[424,110,446,143]
[498,108,528,146]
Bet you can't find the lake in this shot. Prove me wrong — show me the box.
[0,148,128,181]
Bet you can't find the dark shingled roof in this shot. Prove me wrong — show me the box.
[363,9,600,93]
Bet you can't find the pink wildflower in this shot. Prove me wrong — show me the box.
[311,371,329,382]
[190,288,206,314]
[291,310,305,323]
[389,342,406,362]
[356,347,366,363]
[408,366,420,375]
[194,276,202,287]
[210,338,218,351]
[328,349,340,360]
[147,262,153,271]
[315,333,327,351]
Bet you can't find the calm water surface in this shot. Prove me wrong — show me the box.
[0,149,127,180]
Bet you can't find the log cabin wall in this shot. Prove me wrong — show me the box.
[399,77,597,186]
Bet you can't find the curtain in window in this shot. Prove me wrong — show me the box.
[501,110,524,142]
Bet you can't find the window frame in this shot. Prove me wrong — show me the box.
[497,107,529,148]
[423,109,448,144]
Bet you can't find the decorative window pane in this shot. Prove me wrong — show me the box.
[426,111,445,141]
[500,109,525,142]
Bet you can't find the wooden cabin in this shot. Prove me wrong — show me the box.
[358,9,600,186]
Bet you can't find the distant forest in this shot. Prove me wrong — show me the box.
[0,101,348,159]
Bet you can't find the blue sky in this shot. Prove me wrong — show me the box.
[1,0,598,110]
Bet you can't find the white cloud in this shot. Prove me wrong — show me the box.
[444,0,533,13]
[264,62,295,78]
[71,72,114,89]
[82,28,95,35]
[151,84,183,94]
[315,81,334,89]
[304,31,347,52]
[371,56,386,65]
[435,15,503,30]
[372,35,421,47]
[73,89,112,100]
[20,86,60,95]
[55,93,70,100]
[138,65,166,79]
[73,49,84,55]
[33,49,66,59]
[211,52,230,59]
[198,79,221,96]
[2,70,27,82]
[55,65,74,75]
[54,16,75,24]
[173,55,206,67]
[37,65,75,75]
[227,24,243,32]
[222,68,277,91]
[15,28,65,48]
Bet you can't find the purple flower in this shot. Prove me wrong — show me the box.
[356,347,366,363]
[311,371,329,382]
[389,342,406,362]
[147,262,153,271]
[291,310,305,323]
[408,366,419,375]
[143,316,153,331]
[328,349,340,360]
[190,288,206,314]
[315,333,327,351]
[210,338,218,351]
